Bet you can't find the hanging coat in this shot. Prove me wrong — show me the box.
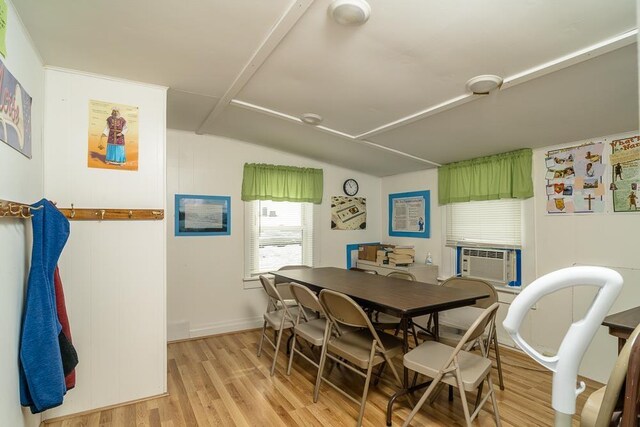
[19,199,70,414]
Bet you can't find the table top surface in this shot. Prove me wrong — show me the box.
[603,306,640,332]
[272,267,489,318]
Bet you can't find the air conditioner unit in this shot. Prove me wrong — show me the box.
[460,247,515,285]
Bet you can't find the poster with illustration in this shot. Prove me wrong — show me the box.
[331,196,367,230]
[0,56,32,158]
[545,142,605,214]
[87,99,139,171]
[610,135,640,212]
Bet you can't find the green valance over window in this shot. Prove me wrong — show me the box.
[438,148,533,205]
[241,163,324,204]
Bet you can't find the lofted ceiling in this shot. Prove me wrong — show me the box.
[13,0,639,176]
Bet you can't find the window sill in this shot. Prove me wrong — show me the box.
[243,274,273,290]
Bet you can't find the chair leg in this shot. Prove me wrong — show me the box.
[314,326,332,403]
[257,321,267,357]
[286,330,298,376]
[402,373,444,427]
[270,326,284,376]
[356,345,377,427]
[455,369,473,427]
[492,328,505,390]
[474,381,484,410]
[373,361,386,386]
[411,321,419,347]
[487,374,502,426]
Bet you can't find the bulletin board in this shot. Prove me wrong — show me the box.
[545,142,605,214]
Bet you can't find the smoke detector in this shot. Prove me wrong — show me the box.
[465,75,503,95]
[329,0,371,26]
[300,113,323,126]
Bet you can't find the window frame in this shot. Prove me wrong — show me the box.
[244,200,315,282]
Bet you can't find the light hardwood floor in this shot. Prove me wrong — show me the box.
[45,329,603,426]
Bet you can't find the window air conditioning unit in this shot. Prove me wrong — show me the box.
[460,247,515,285]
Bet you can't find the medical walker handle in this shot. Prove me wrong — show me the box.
[503,266,622,416]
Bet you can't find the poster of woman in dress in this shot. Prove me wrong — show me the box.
[87,99,139,171]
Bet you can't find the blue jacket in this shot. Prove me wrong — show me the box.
[20,199,70,413]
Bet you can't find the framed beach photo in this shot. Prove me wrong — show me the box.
[175,194,231,236]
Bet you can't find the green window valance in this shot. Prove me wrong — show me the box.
[241,163,324,204]
[438,148,533,205]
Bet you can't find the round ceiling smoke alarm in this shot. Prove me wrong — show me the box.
[465,75,503,95]
[328,0,371,26]
[300,113,323,126]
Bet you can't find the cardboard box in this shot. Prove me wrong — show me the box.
[358,244,394,261]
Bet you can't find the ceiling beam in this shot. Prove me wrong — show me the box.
[230,99,441,167]
[501,29,638,90]
[196,0,315,134]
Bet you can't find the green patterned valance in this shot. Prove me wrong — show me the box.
[438,148,533,205]
[241,163,323,204]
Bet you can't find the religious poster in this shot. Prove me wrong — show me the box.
[610,135,640,212]
[331,196,366,230]
[87,99,139,171]
[545,142,605,214]
[0,55,32,158]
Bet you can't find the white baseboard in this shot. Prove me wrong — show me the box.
[189,316,264,339]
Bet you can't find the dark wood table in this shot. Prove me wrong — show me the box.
[603,306,640,352]
[272,266,489,425]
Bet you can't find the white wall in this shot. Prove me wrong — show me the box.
[381,131,639,383]
[380,169,442,268]
[41,69,167,418]
[166,130,382,340]
[530,130,640,382]
[0,1,44,425]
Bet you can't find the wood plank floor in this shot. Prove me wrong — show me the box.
[45,329,603,426]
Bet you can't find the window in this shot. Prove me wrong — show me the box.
[244,200,314,278]
[446,199,522,248]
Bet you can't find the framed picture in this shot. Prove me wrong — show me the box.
[388,190,430,238]
[175,194,230,236]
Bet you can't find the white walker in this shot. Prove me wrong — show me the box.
[503,266,623,427]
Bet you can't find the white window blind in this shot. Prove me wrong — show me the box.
[446,199,522,248]
[244,200,314,278]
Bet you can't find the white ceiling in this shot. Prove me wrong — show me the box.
[14,0,639,176]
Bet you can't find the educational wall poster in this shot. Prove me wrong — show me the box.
[331,196,367,230]
[87,99,139,171]
[610,135,640,212]
[0,55,32,158]
[388,190,430,238]
[545,142,605,214]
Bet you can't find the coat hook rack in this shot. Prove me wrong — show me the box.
[56,204,164,221]
[0,199,44,219]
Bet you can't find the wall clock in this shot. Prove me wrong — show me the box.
[343,178,359,196]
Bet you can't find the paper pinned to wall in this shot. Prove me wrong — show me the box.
[545,142,605,214]
[610,135,640,212]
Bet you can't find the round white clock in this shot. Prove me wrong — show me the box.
[343,179,359,196]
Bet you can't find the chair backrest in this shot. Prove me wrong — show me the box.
[278,265,312,271]
[350,267,378,274]
[594,323,640,427]
[289,283,324,314]
[622,327,640,427]
[442,277,497,308]
[259,275,292,316]
[386,271,416,281]
[449,302,500,359]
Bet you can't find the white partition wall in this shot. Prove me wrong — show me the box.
[42,68,167,418]
[0,1,45,426]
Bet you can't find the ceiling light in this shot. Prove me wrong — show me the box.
[465,75,503,95]
[329,0,371,26]
[300,113,323,126]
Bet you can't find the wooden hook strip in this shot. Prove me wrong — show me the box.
[57,208,164,221]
